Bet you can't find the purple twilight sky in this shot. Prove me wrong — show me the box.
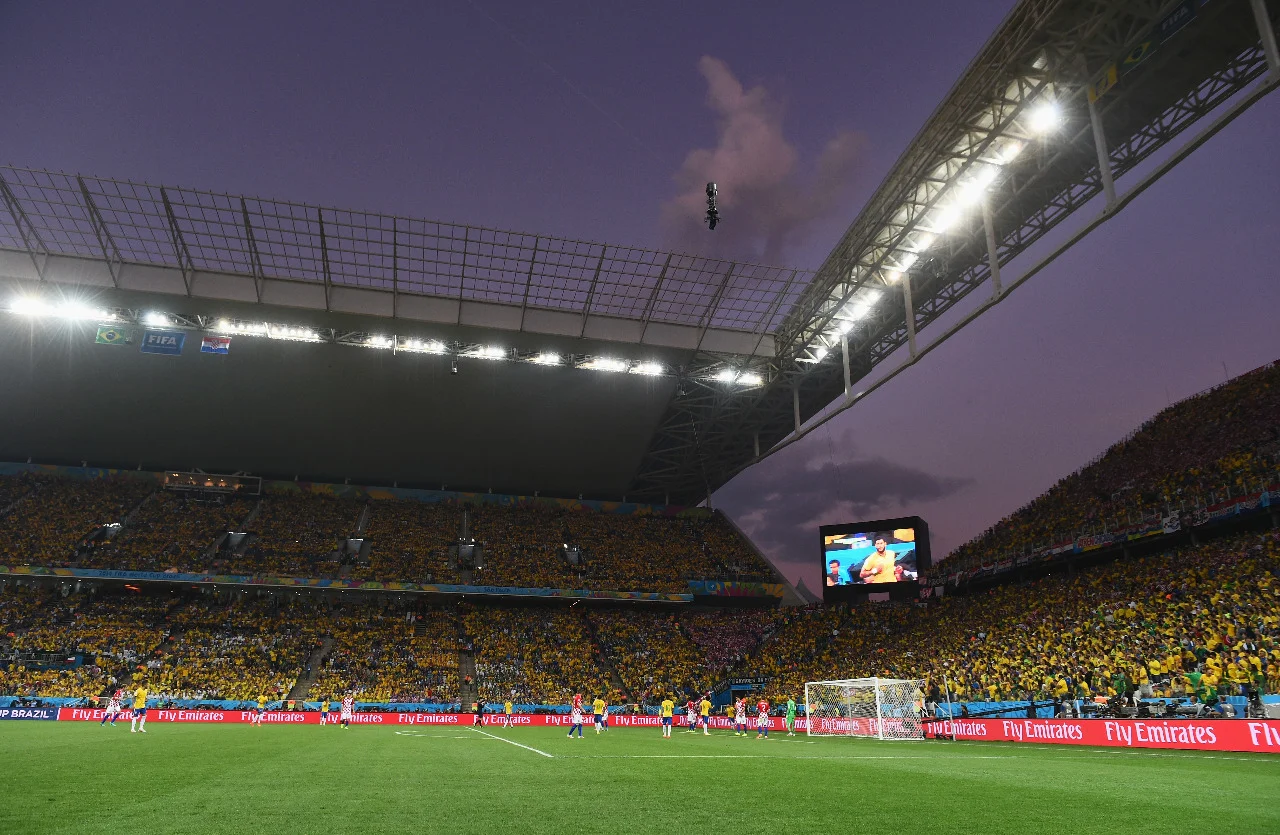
[3,0,1278,590]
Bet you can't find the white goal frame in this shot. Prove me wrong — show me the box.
[804,677,926,740]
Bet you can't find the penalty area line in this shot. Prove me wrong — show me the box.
[468,726,555,758]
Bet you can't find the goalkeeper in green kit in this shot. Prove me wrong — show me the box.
[785,697,797,736]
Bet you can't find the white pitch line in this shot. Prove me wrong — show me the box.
[468,726,555,758]
[558,754,1016,760]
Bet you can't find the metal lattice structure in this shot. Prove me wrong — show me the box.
[0,168,809,355]
[627,0,1280,502]
[1,0,1277,504]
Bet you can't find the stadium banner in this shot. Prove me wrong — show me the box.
[54,708,798,730]
[140,329,185,355]
[926,717,1280,754]
[0,565,692,602]
[688,580,784,598]
[0,707,59,720]
[94,326,130,345]
[200,335,231,355]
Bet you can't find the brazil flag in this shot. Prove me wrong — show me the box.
[95,326,130,345]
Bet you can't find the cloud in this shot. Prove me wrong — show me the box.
[715,434,971,588]
[661,56,864,264]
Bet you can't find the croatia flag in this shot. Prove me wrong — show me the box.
[201,336,231,355]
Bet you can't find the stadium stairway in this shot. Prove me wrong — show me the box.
[456,619,478,706]
[581,613,628,699]
[286,636,333,700]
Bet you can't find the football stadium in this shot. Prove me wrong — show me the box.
[2,1,1280,833]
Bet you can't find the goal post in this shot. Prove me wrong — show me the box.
[804,677,926,740]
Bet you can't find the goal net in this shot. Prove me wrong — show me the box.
[804,677,926,740]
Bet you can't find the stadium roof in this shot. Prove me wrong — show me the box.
[2,0,1277,502]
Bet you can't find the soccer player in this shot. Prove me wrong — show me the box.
[568,703,585,738]
[699,694,712,736]
[473,700,485,727]
[734,697,748,736]
[254,695,267,727]
[130,685,148,733]
[660,696,674,738]
[100,689,123,727]
[755,697,770,739]
[684,699,697,733]
[320,698,330,726]
[785,696,797,735]
[592,695,606,734]
[503,700,514,728]
[340,693,355,730]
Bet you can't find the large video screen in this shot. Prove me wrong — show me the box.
[820,516,929,602]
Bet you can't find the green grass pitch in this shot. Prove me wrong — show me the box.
[2,722,1277,834]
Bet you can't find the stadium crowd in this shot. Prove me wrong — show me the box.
[312,606,458,703]
[80,492,252,573]
[0,475,152,567]
[463,604,619,705]
[942,362,1280,574]
[749,531,1280,709]
[0,474,774,595]
[135,595,326,701]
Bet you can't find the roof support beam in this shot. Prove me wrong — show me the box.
[638,253,673,344]
[1086,92,1118,208]
[578,248,608,338]
[317,207,332,313]
[518,237,540,332]
[240,198,265,304]
[391,222,400,319]
[160,187,194,297]
[694,262,736,350]
[902,272,917,359]
[1251,0,1280,76]
[981,194,1003,298]
[76,176,122,289]
[0,172,49,281]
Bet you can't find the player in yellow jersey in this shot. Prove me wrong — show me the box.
[660,697,674,738]
[130,686,148,733]
[254,696,267,727]
[503,700,513,728]
[592,696,606,734]
[320,699,330,726]
[699,695,712,736]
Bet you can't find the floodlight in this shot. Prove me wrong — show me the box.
[738,372,763,386]
[931,206,960,233]
[533,352,561,365]
[10,297,40,315]
[631,362,664,376]
[369,335,392,348]
[813,346,829,361]
[426,341,447,354]
[217,319,233,331]
[898,253,919,271]
[586,357,627,372]
[836,319,853,335]
[914,232,935,251]
[955,166,999,206]
[478,346,505,359]
[56,302,103,320]
[1028,101,1061,134]
[715,368,738,383]
[144,311,169,327]
[997,140,1025,165]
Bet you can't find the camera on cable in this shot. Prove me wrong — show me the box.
[705,182,720,230]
